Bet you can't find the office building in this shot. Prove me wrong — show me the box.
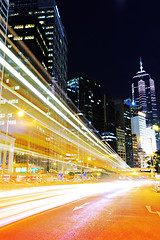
[101,94,117,151]
[9,0,68,92]
[67,74,103,135]
[8,15,49,76]
[132,58,158,126]
[132,134,139,168]
[116,127,126,162]
[0,0,9,97]
[0,0,9,42]
[131,111,157,169]
[115,100,133,167]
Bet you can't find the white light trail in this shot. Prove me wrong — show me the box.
[0,180,148,227]
[0,55,126,169]
[0,41,128,168]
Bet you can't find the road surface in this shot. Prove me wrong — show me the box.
[0,180,159,239]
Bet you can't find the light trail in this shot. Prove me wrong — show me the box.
[0,180,148,228]
[0,56,116,162]
[0,34,130,175]
[0,40,128,169]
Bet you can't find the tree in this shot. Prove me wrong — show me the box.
[155,151,160,173]
[146,153,160,173]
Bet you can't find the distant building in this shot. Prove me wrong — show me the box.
[132,134,139,168]
[101,94,117,151]
[67,74,103,135]
[132,58,158,126]
[115,100,133,167]
[9,0,68,92]
[131,111,157,169]
[116,127,126,163]
[131,111,157,155]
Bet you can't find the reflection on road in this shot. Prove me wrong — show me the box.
[0,180,150,227]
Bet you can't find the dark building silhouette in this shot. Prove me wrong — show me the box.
[67,74,103,135]
[0,0,9,42]
[101,94,117,151]
[9,0,67,92]
[8,15,49,77]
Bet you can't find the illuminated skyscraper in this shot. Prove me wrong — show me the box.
[9,0,67,92]
[132,58,158,126]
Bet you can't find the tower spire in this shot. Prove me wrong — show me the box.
[140,57,143,72]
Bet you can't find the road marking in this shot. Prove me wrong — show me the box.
[73,202,89,211]
[146,206,160,216]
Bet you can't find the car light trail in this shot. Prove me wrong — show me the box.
[0,30,129,176]
[0,181,148,228]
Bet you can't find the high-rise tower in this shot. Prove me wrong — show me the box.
[132,58,158,126]
[0,0,9,98]
[9,0,68,93]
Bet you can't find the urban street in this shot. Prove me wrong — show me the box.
[0,179,160,240]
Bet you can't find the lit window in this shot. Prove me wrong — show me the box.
[0,113,5,118]
[25,24,35,28]
[8,120,16,125]
[0,121,4,125]
[13,36,23,40]
[15,86,20,90]
[14,25,24,29]
[39,21,44,24]
[46,26,54,29]
[8,34,13,38]
[47,15,54,18]
[24,36,34,40]
[38,16,45,19]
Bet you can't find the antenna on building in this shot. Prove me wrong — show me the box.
[140,57,143,72]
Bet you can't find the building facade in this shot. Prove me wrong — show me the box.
[67,74,104,135]
[115,100,133,167]
[0,0,9,100]
[132,58,158,126]
[131,111,157,169]
[132,134,139,168]
[9,0,68,92]
[8,15,49,76]
[0,0,8,42]
[116,127,126,163]
[101,94,117,151]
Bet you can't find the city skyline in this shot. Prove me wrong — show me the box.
[56,0,160,118]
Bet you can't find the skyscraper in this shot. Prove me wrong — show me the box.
[132,58,158,126]
[9,0,67,92]
[8,15,49,76]
[115,100,133,167]
[67,74,103,136]
[0,0,9,98]
[0,0,8,43]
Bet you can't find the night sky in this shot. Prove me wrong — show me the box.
[56,0,160,117]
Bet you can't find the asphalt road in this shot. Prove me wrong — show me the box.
[0,180,160,240]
